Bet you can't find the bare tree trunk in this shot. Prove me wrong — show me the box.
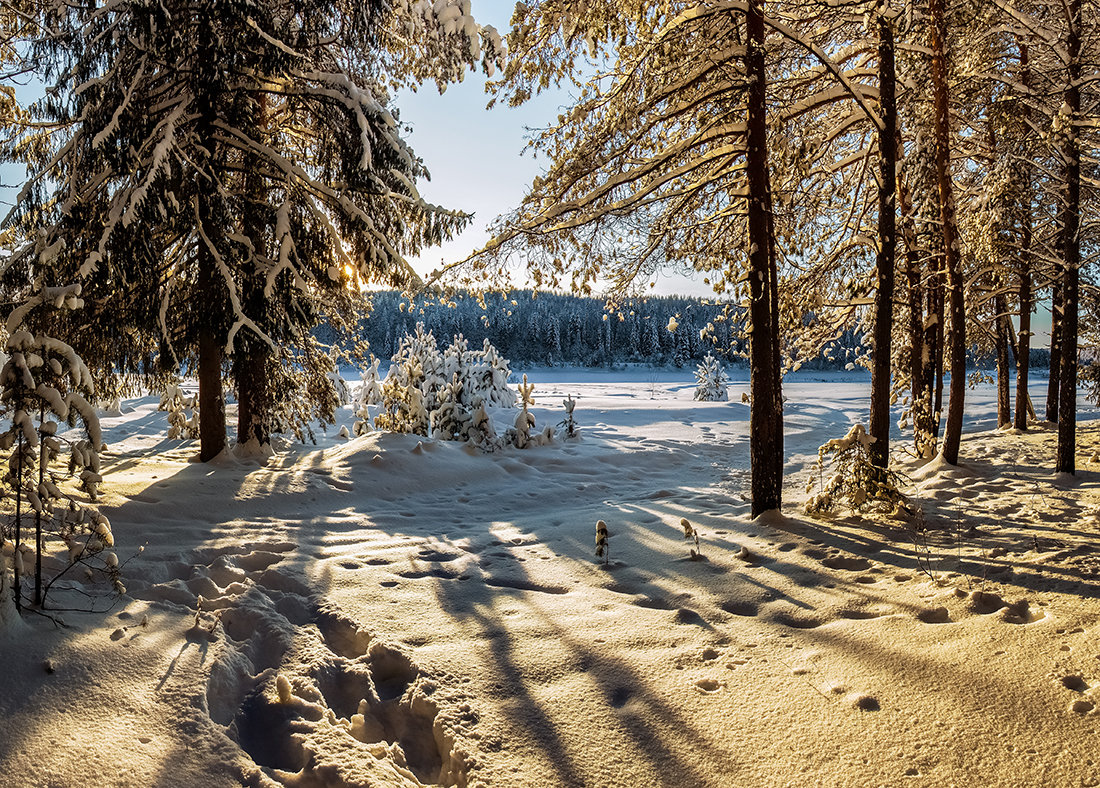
[1047,276,1063,423]
[198,317,226,460]
[995,293,1011,427]
[235,346,270,446]
[1056,0,1081,474]
[901,190,930,455]
[746,0,782,516]
[1016,230,1034,428]
[929,0,966,465]
[197,188,227,462]
[1015,39,1033,430]
[988,123,1011,430]
[869,15,897,470]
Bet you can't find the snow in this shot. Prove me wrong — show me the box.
[1,370,1098,787]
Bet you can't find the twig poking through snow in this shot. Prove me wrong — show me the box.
[681,517,702,560]
[595,520,609,565]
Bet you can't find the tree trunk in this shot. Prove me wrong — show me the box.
[235,94,273,449]
[929,0,966,465]
[1056,0,1081,474]
[1016,234,1033,429]
[928,257,944,443]
[900,181,930,456]
[988,123,1011,430]
[1047,275,1062,423]
[198,326,226,461]
[34,405,45,606]
[13,387,22,613]
[869,15,897,470]
[897,163,935,456]
[995,293,1011,428]
[746,0,782,516]
[235,345,270,446]
[1015,39,1033,431]
[197,189,227,462]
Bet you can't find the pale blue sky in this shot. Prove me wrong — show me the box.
[398,0,715,297]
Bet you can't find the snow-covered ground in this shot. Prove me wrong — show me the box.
[2,370,1099,787]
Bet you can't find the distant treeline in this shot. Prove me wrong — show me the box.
[346,290,1053,371]
[353,290,840,369]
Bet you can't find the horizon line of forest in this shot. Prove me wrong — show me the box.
[345,290,1062,373]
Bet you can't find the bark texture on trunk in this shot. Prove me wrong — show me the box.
[869,15,897,470]
[235,346,270,447]
[1056,0,1081,474]
[746,0,782,516]
[197,188,227,462]
[929,0,966,465]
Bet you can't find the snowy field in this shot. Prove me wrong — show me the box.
[1,370,1099,788]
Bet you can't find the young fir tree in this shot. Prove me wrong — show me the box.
[693,353,729,402]
[1,280,120,613]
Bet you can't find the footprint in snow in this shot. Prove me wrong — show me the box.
[720,600,759,617]
[1060,674,1089,692]
[821,555,872,572]
[694,678,724,694]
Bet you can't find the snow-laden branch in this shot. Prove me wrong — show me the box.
[193,196,276,355]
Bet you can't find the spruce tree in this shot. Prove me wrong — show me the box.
[7,0,503,459]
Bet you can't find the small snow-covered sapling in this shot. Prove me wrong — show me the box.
[161,380,199,440]
[511,374,538,448]
[693,353,729,402]
[681,517,702,560]
[467,404,499,452]
[559,394,578,438]
[595,519,609,565]
[1,281,121,611]
[351,356,382,436]
[804,423,908,514]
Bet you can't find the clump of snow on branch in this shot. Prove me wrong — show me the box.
[160,380,199,439]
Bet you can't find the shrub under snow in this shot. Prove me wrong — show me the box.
[160,380,199,439]
[374,325,521,442]
[804,423,908,514]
